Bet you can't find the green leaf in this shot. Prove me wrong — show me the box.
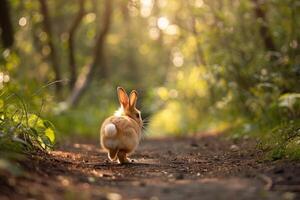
[28,114,44,128]
[0,99,4,110]
[43,120,55,129]
[39,135,51,149]
[279,93,300,109]
[44,128,55,143]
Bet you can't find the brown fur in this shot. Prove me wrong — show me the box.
[100,87,143,164]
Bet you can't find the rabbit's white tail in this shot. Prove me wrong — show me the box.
[104,123,117,137]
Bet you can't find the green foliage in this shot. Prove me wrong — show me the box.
[260,121,300,160]
[0,92,56,150]
[147,0,300,158]
[149,66,213,136]
[49,104,112,139]
[0,90,56,175]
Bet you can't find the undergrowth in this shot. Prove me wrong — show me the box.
[0,90,55,176]
[229,93,300,160]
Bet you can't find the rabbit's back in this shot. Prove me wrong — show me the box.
[100,116,141,153]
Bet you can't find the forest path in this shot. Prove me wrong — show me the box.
[1,135,300,200]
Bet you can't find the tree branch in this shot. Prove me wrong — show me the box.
[67,0,113,107]
[38,0,62,96]
[68,0,85,89]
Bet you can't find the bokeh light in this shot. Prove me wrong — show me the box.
[157,17,169,30]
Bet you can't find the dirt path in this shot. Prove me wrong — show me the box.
[1,135,299,200]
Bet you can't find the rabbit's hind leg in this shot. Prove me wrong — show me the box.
[108,149,119,161]
[117,150,131,164]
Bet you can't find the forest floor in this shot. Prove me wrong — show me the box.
[1,134,300,200]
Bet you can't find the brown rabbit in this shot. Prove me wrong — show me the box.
[100,87,143,164]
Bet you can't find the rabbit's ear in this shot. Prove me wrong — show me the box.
[117,87,129,108]
[129,90,138,108]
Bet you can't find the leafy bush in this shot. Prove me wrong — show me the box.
[259,121,300,160]
[49,104,111,138]
[0,90,56,175]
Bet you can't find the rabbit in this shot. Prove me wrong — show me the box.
[100,87,143,164]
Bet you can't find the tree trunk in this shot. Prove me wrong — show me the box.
[190,14,207,66]
[67,0,113,107]
[121,0,139,83]
[252,0,276,52]
[68,0,85,89]
[0,0,14,48]
[38,0,62,96]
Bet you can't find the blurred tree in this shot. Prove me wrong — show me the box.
[252,0,276,52]
[121,0,138,83]
[68,0,86,89]
[67,0,113,107]
[38,0,62,96]
[0,0,14,48]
